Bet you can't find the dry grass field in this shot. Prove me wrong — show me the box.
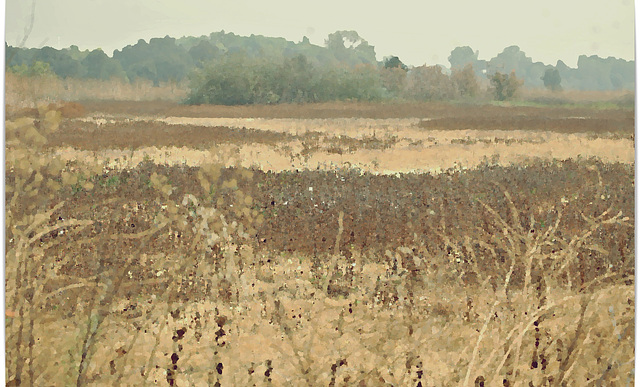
[40,100,635,174]
[5,80,635,385]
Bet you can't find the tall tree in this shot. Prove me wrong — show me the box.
[404,65,455,101]
[380,66,407,97]
[487,46,550,87]
[449,46,486,77]
[113,36,192,85]
[81,49,125,80]
[541,68,562,91]
[448,46,477,69]
[34,46,83,78]
[451,64,479,98]
[490,71,522,101]
[188,40,220,68]
[325,30,377,65]
[383,56,407,70]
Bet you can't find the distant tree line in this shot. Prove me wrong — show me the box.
[5,31,635,105]
[5,31,378,85]
[7,44,128,81]
[448,45,635,91]
[186,53,491,105]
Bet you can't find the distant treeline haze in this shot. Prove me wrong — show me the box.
[5,30,635,104]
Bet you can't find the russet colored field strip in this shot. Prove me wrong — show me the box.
[51,115,634,174]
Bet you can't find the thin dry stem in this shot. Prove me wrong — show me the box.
[464,300,499,385]
[322,211,344,294]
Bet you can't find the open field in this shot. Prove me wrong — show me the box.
[74,98,635,119]
[5,100,634,385]
[39,100,635,174]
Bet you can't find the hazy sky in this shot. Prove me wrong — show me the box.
[5,0,636,68]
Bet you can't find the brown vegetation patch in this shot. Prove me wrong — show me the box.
[57,102,86,118]
[46,117,405,154]
[6,102,86,120]
[419,113,634,134]
[78,100,634,122]
[47,120,294,150]
[21,158,632,292]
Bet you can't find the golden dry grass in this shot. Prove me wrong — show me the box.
[4,92,635,385]
[5,72,187,113]
[48,113,634,173]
